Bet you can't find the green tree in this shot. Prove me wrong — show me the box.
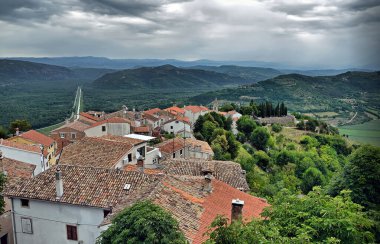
[250,127,271,151]
[300,135,319,150]
[219,103,234,112]
[271,123,282,133]
[253,150,271,171]
[0,126,8,138]
[236,115,256,136]
[97,201,186,244]
[9,119,32,134]
[301,167,325,193]
[202,121,217,142]
[193,115,205,133]
[206,187,374,243]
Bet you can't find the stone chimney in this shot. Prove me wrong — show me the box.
[136,156,144,172]
[55,167,64,199]
[15,128,20,136]
[204,173,212,192]
[231,199,244,221]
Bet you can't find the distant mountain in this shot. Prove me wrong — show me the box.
[280,68,373,76]
[189,71,380,125]
[189,65,282,82]
[92,64,249,88]
[0,59,76,82]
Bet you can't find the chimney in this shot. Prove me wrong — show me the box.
[136,156,144,172]
[231,199,244,221]
[204,173,212,192]
[15,128,20,136]
[55,167,64,199]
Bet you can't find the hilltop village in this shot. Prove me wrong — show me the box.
[0,101,285,244]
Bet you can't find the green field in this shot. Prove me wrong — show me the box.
[339,120,380,146]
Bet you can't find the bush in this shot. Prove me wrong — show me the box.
[271,123,282,133]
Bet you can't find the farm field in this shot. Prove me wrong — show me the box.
[339,120,380,146]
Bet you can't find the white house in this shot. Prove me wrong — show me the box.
[84,117,131,137]
[0,139,48,175]
[3,165,159,244]
[162,117,191,138]
[183,105,209,125]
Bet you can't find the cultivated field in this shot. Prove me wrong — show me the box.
[339,120,380,146]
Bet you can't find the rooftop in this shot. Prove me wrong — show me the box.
[0,157,35,186]
[0,139,41,154]
[132,126,150,133]
[53,120,90,132]
[79,112,100,122]
[16,130,55,147]
[101,135,145,146]
[184,105,209,114]
[185,138,214,155]
[144,108,161,116]
[59,137,133,168]
[156,137,185,154]
[124,134,155,141]
[3,164,162,209]
[161,159,249,191]
[164,106,185,115]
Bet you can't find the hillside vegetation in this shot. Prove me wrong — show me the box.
[190,71,380,126]
[92,64,248,88]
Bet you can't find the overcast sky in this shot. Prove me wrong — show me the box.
[0,0,379,69]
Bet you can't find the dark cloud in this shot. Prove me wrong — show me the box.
[342,0,380,11]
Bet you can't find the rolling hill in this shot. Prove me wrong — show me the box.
[189,65,282,82]
[92,64,249,88]
[189,71,380,125]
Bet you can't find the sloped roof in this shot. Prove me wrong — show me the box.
[17,130,55,147]
[101,135,145,146]
[164,106,185,115]
[0,157,35,186]
[59,137,133,168]
[143,113,160,122]
[132,126,150,133]
[0,139,41,154]
[87,117,131,129]
[3,164,162,209]
[163,116,191,125]
[79,112,100,122]
[53,120,90,132]
[184,106,209,114]
[185,138,214,155]
[156,138,185,154]
[161,159,249,191]
[102,174,267,243]
[144,108,161,116]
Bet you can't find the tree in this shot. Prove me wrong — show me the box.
[329,145,380,209]
[193,115,205,133]
[9,119,32,134]
[219,103,234,112]
[239,105,253,116]
[205,187,374,243]
[271,123,282,133]
[0,126,8,138]
[253,150,271,171]
[202,121,217,142]
[300,135,319,150]
[97,201,186,244]
[236,116,256,136]
[301,167,325,193]
[250,127,271,151]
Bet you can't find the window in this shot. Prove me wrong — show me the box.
[66,225,78,241]
[59,132,65,138]
[21,218,33,234]
[71,133,76,139]
[170,126,173,129]
[173,153,176,158]
[102,126,106,132]
[20,199,29,208]
[103,209,111,218]
[137,146,145,157]
[180,149,183,155]
[128,153,132,162]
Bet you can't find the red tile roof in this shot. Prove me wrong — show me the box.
[17,130,55,147]
[143,113,160,122]
[156,138,185,154]
[132,126,150,133]
[193,179,269,243]
[59,137,133,168]
[144,108,161,116]
[53,120,90,132]
[87,117,131,129]
[3,165,163,208]
[185,138,214,155]
[0,139,41,154]
[165,106,185,115]
[124,165,163,175]
[0,157,36,185]
[80,112,100,121]
[184,105,209,114]
[101,135,145,146]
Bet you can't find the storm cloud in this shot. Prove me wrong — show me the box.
[0,0,379,69]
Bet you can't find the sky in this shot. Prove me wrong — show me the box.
[0,0,379,69]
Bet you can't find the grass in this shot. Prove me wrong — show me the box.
[37,122,65,135]
[279,127,311,142]
[339,120,380,146]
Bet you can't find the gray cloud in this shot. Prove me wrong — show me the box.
[0,0,379,69]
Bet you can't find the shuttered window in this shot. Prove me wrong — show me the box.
[66,225,78,240]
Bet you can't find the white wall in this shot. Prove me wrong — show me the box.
[0,145,46,175]
[85,123,130,137]
[12,198,105,244]
[184,110,208,125]
[145,147,161,168]
[162,121,191,136]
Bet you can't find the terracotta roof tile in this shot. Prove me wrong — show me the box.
[132,126,150,133]
[16,130,55,147]
[184,106,209,114]
[53,120,90,132]
[3,165,162,208]
[124,165,163,175]
[144,108,161,116]
[59,137,133,168]
[161,159,249,191]
[0,157,35,186]
[80,112,100,121]
[0,139,41,154]
[185,138,213,155]
[164,106,185,115]
[100,135,145,145]
[156,138,185,154]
